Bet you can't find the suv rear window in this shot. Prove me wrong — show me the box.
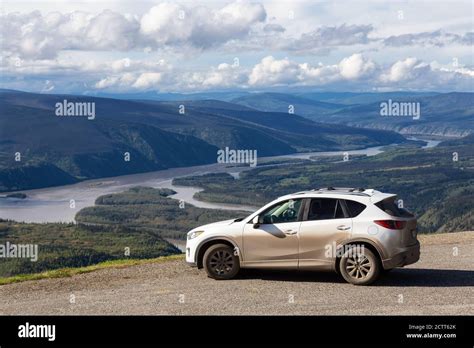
[345,200,366,217]
[307,198,346,220]
[375,198,413,217]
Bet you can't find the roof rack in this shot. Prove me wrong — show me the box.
[286,188,378,199]
[312,187,370,196]
[349,187,365,192]
[316,187,365,192]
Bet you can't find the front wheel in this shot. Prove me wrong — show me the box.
[203,243,240,280]
[339,245,381,285]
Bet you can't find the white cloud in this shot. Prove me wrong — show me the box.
[2,51,472,92]
[249,54,376,87]
[285,24,374,52]
[139,3,192,43]
[249,56,300,86]
[110,58,132,72]
[338,53,376,80]
[1,1,473,93]
[94,72,165,90]
[95,73,136,89]
[92,59,172,90]
[384,30,473,47]
[177,62,247,90]
[448,67,474,78]
[0,1,266,60]
[140,1,266,49]
[132,72,162,89]
[1,10,141,59]
[298,62,340,84]
[263,23,285,33]
[0,54,170,76]
[377,58,473,91]
[83,10,140,51]
[380,57,425,82]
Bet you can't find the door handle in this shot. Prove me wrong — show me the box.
[337,225,351,231]
[284,229,297,235]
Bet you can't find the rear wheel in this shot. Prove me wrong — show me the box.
[203,243,240,280]
[339,245,381,285]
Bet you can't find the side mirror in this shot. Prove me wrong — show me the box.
[252,215,260,228]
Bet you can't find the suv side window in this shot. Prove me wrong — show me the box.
[307,198,345,221]
[335,200,345,218]
[261,199,302,224]
[345,200,366,217]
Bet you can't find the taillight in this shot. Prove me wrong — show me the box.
[374,220,406,230]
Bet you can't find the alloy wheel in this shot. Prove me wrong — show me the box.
[346,253,372,280]
[209,250,234,275]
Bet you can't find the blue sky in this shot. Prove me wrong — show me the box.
[1,0,473,93]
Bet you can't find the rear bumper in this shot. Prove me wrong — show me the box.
[382,241,420,269]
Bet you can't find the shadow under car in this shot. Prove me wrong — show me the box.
[235,268,474,287]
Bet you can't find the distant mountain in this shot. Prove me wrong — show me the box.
[88,90,439,105]
[323,92,474,137]
[231,92,342,115]
[86,90,250,102]
[232,91,473,137]
[295,91,439,105]
[230,91,443,118]
[0,90,404,191]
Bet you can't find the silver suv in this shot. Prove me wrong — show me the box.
[186,188,420,285]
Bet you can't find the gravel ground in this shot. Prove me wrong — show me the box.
[0,232,472,315]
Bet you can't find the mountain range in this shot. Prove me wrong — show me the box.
[86,89,474,137]
[230,92,473,137]
[0,89,404,191]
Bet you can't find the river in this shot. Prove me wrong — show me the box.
[0,138,440,223]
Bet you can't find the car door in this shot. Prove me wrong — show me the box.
[298,198,352,270]
[242,199,303,269]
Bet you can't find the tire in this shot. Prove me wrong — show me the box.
[203,243,240,280]
[339,245,381,285]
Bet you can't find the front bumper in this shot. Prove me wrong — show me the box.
[185,238,199,266]
[382,241,420,269]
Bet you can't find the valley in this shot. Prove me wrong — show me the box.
[0,89,472,280]
[0,89,405,192]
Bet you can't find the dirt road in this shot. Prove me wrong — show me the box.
[0,232,472,315]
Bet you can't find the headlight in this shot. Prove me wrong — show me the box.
[187,230,204,240]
